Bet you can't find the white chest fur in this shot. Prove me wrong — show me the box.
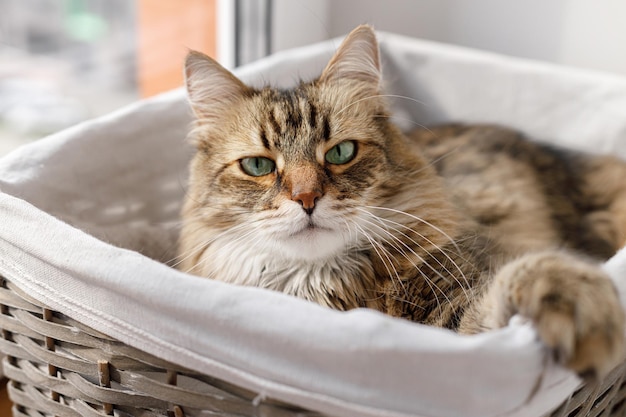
[200,240,376,309]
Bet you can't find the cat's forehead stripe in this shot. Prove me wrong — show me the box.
[258,88,334,151]
[322,116,331,142]
[268,108,282,136]
[285,103,303,132]
[308,102,317,130]
[259,126,270,150]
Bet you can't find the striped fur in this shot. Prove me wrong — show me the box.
[179,25,626,378]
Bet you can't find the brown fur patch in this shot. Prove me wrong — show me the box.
[180,25,626,378]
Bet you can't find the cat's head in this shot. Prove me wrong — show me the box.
[182,25,445,265]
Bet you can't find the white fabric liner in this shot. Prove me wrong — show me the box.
[1,32,626,417]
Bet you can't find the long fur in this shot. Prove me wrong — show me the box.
[178,25,626,378]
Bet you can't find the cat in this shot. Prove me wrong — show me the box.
[178,25,626,379]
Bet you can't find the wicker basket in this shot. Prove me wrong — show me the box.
[2,31,626,417]
[0,273,625,417]
[0,276,324,417]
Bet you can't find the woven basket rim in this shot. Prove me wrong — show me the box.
[1,274,626,417]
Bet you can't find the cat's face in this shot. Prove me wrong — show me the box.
[183,26,434,265]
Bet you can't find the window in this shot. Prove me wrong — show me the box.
[0,0,220,153]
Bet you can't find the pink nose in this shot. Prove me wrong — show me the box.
[292,190,322,214]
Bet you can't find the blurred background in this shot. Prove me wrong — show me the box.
[1,0,625,155]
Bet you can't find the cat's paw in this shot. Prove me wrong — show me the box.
[501,252,625,379]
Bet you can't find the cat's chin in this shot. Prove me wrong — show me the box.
[278,226,347,262]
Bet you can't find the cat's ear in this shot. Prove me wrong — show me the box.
[184,51,250,120]
[319,25,381,90]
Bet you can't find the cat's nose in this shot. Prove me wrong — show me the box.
[292,190,322,215]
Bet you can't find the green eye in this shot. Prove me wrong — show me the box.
[325,141,356,165]
[240,157,275,177]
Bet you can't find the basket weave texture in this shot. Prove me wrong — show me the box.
[1,274,625,417]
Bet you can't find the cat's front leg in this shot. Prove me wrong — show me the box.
[464,251,625,378]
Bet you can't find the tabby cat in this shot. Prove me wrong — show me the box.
[178,25,626,378]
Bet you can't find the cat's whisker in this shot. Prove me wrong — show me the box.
[359,229,443,314]
[176,235,242,273]
[358,208,471,305]
[359,210,451,280]
[171,218,251,260]
[357,226,430,314]
[339,219,386,305]
[388,294,431,311]
[358,222,413,301]
[340,218,360,253]
[341,220,388,304]
[411,147,461,177]
[181,226,261,275]
[336,94,429,116]
[172,221,255,270]
[169,210,253,255]
[361,205,472,295]
[364,205,462,253]
[359,216,447,288]
[169,230,227,269]
[357,216,449,314]
[372,114,433,133]
[354,223,402,294]
[358,222,436,314]
[354,224,396,278]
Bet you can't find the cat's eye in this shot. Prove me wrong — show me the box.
[325,141,356,165]
[240,157,275,177]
